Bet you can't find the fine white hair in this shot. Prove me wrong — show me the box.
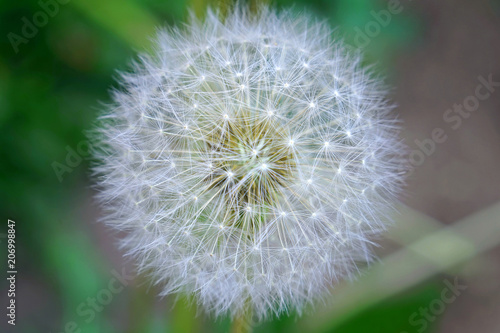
[92,7,405,321]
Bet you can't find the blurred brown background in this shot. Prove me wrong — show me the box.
[396,0,500,332]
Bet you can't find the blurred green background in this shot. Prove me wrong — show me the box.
[1,0,500,332]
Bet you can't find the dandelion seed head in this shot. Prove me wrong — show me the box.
[92,7,405,321]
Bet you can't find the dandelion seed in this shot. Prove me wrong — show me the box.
[92,7,405,322]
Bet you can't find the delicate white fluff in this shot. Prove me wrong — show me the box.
[92,8,405,320]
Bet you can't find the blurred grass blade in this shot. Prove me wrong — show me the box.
[172,296,200,333]
[301,202,500,332]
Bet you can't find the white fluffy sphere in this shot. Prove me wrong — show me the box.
[93,8,405,320]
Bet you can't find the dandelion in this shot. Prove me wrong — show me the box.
[92,7,405,323]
